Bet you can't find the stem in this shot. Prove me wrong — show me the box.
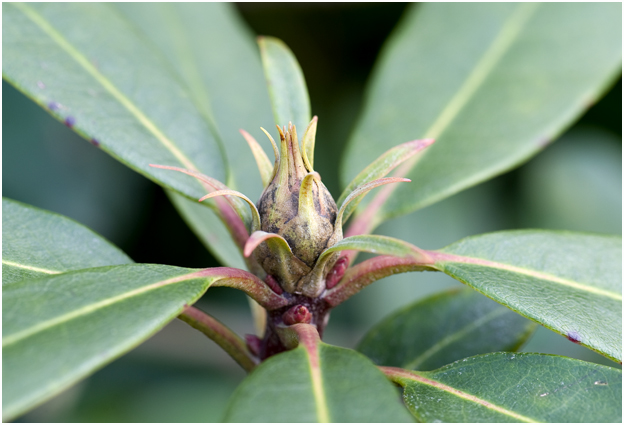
[323,255,436,307]
[206,267,289,310]
[179,305,258,372]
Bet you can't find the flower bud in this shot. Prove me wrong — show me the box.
[256,123,337,280]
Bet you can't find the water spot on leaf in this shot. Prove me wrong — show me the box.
[37,81,45,89]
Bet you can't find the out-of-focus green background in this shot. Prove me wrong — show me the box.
[4,3,621,422]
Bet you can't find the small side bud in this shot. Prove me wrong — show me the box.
[245,334,262,357]
[325,256,349,289]
[282,305,312,325]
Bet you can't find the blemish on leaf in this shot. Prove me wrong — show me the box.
[594,380,608,386]
[90,138,100,147]
[538,138,550,148]
[64,116,76,128]
[48,101,60,111]
[37,81,45,89]
[567,331,581,343]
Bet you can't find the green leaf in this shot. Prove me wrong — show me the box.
[167,191,246,270]
[3,3,226,203]
[223,332,413,422]
[111,3,274,200]
[342,3,622,223]
[2,264,242,421]
[2,198,132,285]
[358,287,536,370]
[385,353,622,423]
[431,230,622,362]
[258,36,311,134]
[110,3,278,264]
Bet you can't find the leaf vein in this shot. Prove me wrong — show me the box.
[14,2,199,172]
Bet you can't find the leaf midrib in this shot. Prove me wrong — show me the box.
[423,3,539,141]
[2,269,204,347]
[375,3,540,217]
[304,344,330,423]
[404,306,509,370]
[431,251,622,301]
[389,368,538,423]
[13,3,200,173]
[2,259,61,275]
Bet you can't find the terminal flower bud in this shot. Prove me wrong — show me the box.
[255,122,338,287]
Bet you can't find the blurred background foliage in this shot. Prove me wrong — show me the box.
[4,3,621,422]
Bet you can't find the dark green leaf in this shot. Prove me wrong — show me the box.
[358,287,536,370]
[258,36,311,134]
[223,338,412,422]
[2,264,237,421]
[2,198,132,285]
[432,230,622,362]
[386,353,622,422]
[3,3,226,202]
[342,3,622,223]
[112,3,274,200]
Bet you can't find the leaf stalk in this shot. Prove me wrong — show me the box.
[179,306,258,372]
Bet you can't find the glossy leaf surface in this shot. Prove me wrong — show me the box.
[2,198,132,285]
[223,337,412,422]
[358,287,536,370]
[432,230,622,362]
[258,36,311,134]
[2,264,235,421]
[3,3,227,202]
[386,353,622,422]
[343,3,622,222]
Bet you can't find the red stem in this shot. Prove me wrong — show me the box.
[323,254,436,307]
[194,267,289,310]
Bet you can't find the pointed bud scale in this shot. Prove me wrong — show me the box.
[256,121,338,292]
